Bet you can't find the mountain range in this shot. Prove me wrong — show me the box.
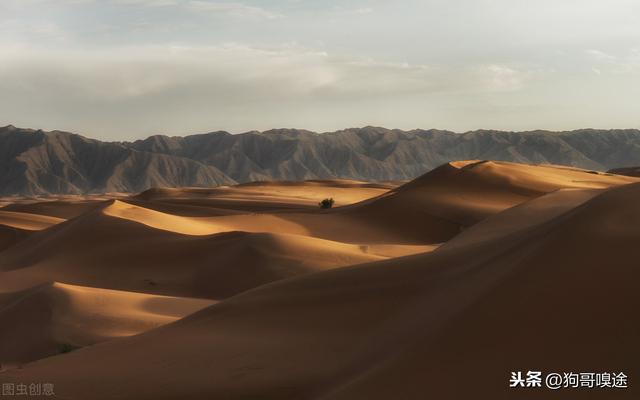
[2,124,640,196]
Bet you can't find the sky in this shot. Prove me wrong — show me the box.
[1,0,639,140]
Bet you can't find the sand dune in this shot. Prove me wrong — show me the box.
[0,202,394,299]
[102,200,229,235]
[0,225,30,253]
[135,180,397,212]
[0,282,213,366]
[3,179,638,399]
[608,166,640,177]
[439,187,603,251]
[379,160,634,219]
[0,211,64,231]
[0,161,638,399]
[101,161,636,245]
[101,199,310,236]
[320,160,636,244]
[1,200,105,219]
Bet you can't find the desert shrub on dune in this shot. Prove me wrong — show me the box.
[319,198,335,209]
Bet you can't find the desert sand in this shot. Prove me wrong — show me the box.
[0,161,638,399]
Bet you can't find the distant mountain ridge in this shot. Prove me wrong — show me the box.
[2,124,640,196]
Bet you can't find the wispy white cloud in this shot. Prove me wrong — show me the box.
[186,1,282,19]
[110,0,179,6]
[585,48,640,74]
[0,43,534,101]
[105,0,282,18]
[585,49,617,62]
[0,18,67,41]
[479,64,531,92]
[332,6,374,16]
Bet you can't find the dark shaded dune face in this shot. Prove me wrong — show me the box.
[437,187,603,251]
[0,284,57,365]
[0,225,30,253]
[1,200,104,219]
[134,187,204,201]
[608,166,640,177]
[233,180,397,189]
[322,183,640,399]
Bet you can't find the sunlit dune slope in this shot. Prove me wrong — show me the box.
[0,202,388,299]
[5,181,639,399]
[103,199,411,246]
[0,211,64,231]
[134,180,397,212]
[101,200,308,236]
[0,282,213,366]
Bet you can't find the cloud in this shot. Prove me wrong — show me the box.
[0,42,541,138]
[0,0,94,7]
[586,49,617,62]
[480,64,531,92]
[111,0,178,6]
[109,0,282,19]
[6,0,282,18]
[585,48,640,74]
[354,8,373,15]
[0,43,531,104]
[332,6,374,16]
[0,18,67,41]
[186,1,282,19]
